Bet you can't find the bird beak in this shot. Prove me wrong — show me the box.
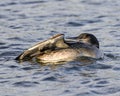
[65,36,79,42]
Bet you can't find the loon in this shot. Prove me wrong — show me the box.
[15,33,103,63]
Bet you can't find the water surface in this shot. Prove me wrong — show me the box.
[0,0,120,96]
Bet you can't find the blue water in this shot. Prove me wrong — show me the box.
[0,0,120,96]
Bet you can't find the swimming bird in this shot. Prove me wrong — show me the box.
[15,33,103,63]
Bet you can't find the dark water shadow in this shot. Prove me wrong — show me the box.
[104,53,120,60]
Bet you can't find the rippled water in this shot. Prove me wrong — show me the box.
[0,0,120,96]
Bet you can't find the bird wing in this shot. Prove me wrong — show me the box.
[15,34,69,60]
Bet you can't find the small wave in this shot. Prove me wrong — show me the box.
[87,63,112,70]
[91,86,120,95]
[20,1,46,5]
[42,76,57,81]
[13,81,39,87]
[0,2,17,7]
[66,19,102,27]
[67,22,84,27]
[104,53,118,59]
